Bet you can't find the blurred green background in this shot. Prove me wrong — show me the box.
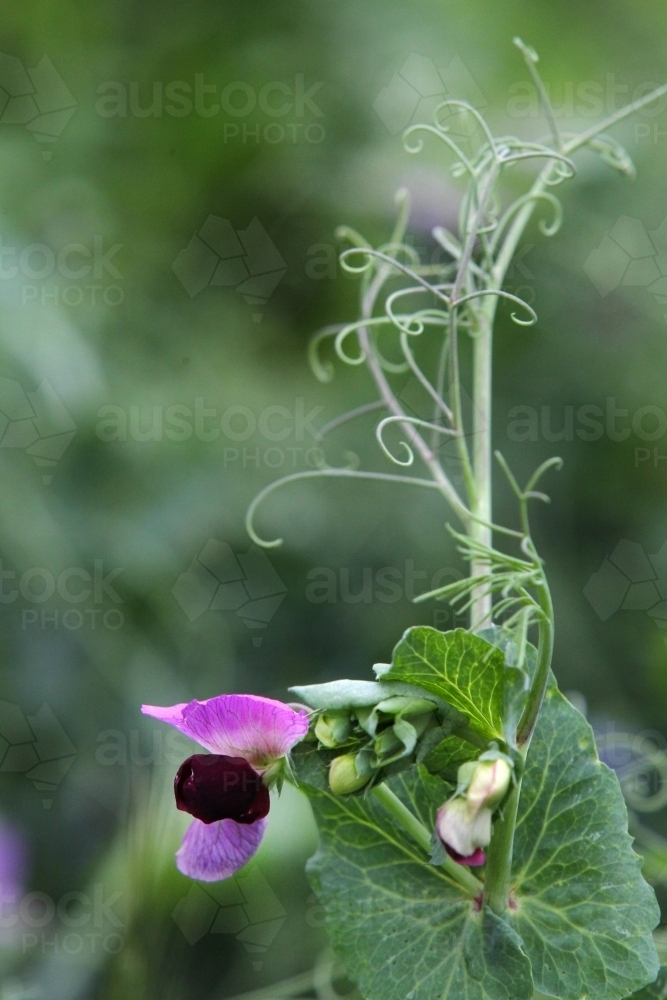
[1,1,667,997]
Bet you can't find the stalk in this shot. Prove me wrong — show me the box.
[482,771,522,916]
[372,783,483,897]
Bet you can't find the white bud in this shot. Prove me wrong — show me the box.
[436,798,492,858]
[465,758,512,817]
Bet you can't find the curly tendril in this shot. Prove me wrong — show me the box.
[452,289,538,326]
[245,469,445,548]
[308,325,344,382]
[490,192,562,253]
[247,61,665,641]
[376,415,458,468]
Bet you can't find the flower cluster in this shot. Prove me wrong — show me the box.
[290,678,468,795]
[141,685,512,883]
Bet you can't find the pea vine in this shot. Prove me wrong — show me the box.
[245,38,667,1000]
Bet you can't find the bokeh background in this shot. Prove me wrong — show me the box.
[1,1,667,997]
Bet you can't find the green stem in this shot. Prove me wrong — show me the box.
[372,783,483,897]
[483,769,522,915]
[470,309,493,630]
[516,580,554,747]
[484,580,553,913]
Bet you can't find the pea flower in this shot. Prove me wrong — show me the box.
[436,755,512,867]
[142,694,309,882]
[436,798,491,866]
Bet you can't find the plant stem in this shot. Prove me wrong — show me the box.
[516,581,554,746]
[372,783,483,897]
[453,166,499,631]
[483,770,522,915]
[357,269,471,527]
[484,580,553,913]
[470,308,493,629]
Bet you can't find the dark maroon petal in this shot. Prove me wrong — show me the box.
[174,754,270,825]
[445,844,486,867]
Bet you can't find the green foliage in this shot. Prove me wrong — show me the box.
[380,627,509,743]
[421,732,478,779]
[510,684,660,1000]
[305,768,534,1000]
[294,649,660,1000]
[626,969,667,1000]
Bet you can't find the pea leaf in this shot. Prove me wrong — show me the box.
[381,627,507,742]
[510,684,660,1000]
[623,968,667,1000]
[290,738,336,791]
[422,733,479,779]
[305,768,534,1000]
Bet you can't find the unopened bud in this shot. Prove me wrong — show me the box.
[315,711,352,748]
[436,798,491,861]
[328,754,370,795]
[465,758,512,816]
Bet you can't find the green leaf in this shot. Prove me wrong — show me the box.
[510,684,660,1000]
[305,768,533,1000]
[624,968,667,1000]
[290,738,337,791]
[290,680,397,709]
[382,627,507,743]
[422,733,478,779]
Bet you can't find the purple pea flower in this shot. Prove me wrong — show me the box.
[142,694,309,882]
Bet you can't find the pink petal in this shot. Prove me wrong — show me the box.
[445,844,486,867]
[142,694,309,766]
[176,816,268,882]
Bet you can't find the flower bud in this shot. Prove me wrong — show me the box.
[315,711,352,748]
[328,754,370,795]
[465,758,512,817]
[436,798,491,862]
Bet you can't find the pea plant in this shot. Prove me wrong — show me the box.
[147,39,667,1000]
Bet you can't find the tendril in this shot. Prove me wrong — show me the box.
[245,469,445,548]
[371,327,410,374]
[399,331,454,422]
[376,416,458,468]
[334,324,367,366]
[490,192,562,253]
[318,401,385,439]
[433,99,497,153]
[339,247,451,307]
[402,124,475,177]
[452,289,538,326]
[385,286,451,335]
[308,325,344,382]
